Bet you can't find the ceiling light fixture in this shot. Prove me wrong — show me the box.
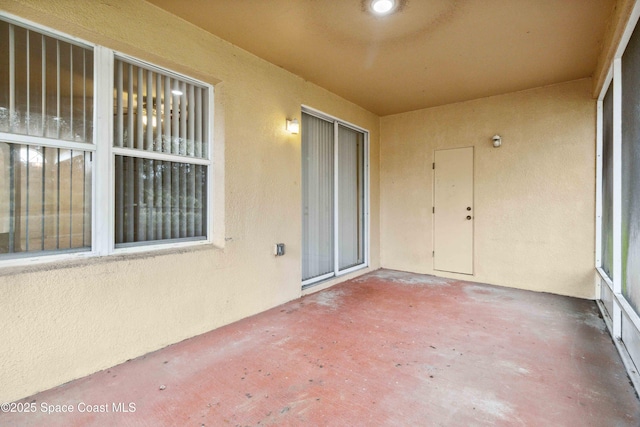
[371,0,395,15]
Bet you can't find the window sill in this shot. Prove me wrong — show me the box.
[0,241,223,278]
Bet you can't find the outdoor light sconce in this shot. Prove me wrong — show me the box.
[286,118,300,134]
[492,134,502,148]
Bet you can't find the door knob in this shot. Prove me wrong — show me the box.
[466,216,472,220]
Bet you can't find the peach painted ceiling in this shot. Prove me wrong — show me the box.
[147,0,614,116]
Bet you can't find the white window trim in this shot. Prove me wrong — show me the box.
[301,105,370,288]
[94,45,113,258]
[108,53,214,256]
[0,13,215,268]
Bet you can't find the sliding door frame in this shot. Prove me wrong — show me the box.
[301,105,369,288]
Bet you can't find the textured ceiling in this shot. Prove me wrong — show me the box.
[146,0,615,116]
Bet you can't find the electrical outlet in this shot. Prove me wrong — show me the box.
[274,243,285,256]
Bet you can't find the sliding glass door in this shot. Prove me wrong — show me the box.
[337,124,365,271]
[302,113,334,281]
[301,109,367,286]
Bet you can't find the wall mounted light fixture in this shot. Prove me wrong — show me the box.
[286,118,300,134]
[492,134,502,148]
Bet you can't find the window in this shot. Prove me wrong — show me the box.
[301,108,368,287]
[596,1,640,384]
[0,16,213,263]
[113,57,210,247]
[0,19,94,258]
[621,21,640,313]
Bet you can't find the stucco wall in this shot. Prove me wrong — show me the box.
[380,78,595,299]
[0,0,380,402]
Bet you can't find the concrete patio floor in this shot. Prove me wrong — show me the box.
[2,269,639,426]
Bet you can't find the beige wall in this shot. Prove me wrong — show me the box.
[0,0,380,402]
[380,78,596,299]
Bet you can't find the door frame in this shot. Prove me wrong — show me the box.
[301,105,370,289]
[432,146,475,275]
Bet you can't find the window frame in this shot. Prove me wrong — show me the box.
[107,52,214,256]
[595,0,640,393]
[0,13,215,267]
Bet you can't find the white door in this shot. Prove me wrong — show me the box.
[433,147,474,274]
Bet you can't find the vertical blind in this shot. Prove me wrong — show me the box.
[302,113,334,281]
[0,20,94,141]
[301,111,366,284]
[113,58,208,246]
[338,124,365,270]
[0,20,93,256]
